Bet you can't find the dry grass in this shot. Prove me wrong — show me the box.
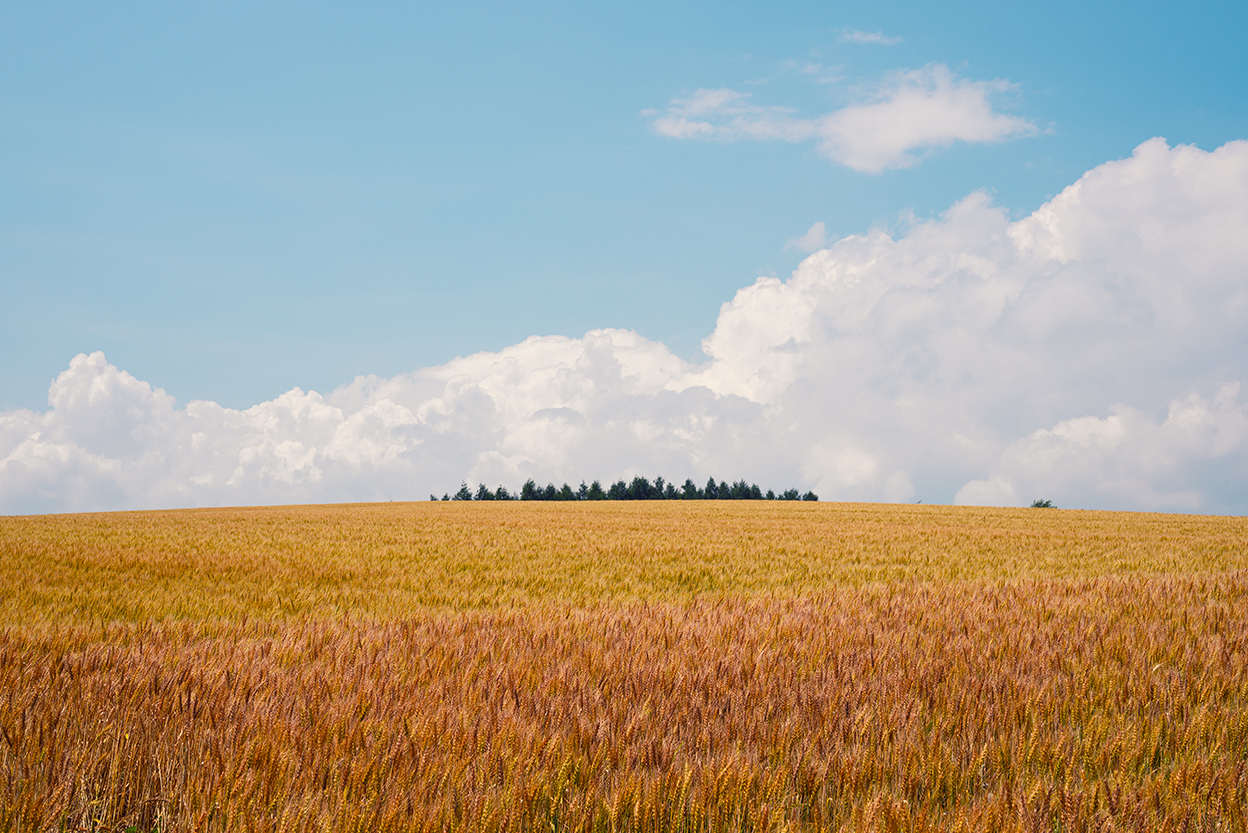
[3,501,1247,625]
[2,502,1248,831]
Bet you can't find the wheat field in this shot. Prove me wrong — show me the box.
[4,501,1247,625]
[2,502,1248,831]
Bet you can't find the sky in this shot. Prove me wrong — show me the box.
[3,1,1248,514]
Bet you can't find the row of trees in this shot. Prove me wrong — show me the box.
[433,476,818,502]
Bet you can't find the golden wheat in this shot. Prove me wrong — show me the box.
[2,574,1247,831]
[2,501,1247,625]
[3,502,1247,831]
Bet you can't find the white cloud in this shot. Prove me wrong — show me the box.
[4,138,1248,514]
[785,221,828,252]
[820,66,1038,172]
[650,89,813,143]
[839,29,904,46]
[798,63,844,85]
[956,385,1248,510]
[649,65,1037,173]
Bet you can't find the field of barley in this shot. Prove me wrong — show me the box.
[2,501,1248,832]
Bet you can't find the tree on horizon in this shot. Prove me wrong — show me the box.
[455,476,817,502]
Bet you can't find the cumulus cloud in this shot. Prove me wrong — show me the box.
[956,386,1248,510]
[4,138,1248,514]
[786,221,828,253]
[649,64,1038,172]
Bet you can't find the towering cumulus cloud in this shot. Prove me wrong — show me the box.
[4,138,1248,514]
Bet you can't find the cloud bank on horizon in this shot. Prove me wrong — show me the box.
[3,138,1248,515]
[649,64,1038,172]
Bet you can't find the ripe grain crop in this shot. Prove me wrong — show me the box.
[3,501,1247,625]
[3,502,1248,831]
[3,573,1247,831]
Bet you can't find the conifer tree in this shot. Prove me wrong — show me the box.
[628,476,654,500]
[449,475,815,502]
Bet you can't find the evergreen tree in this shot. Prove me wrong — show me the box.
[446,475,814,502]
[628,476,653,500]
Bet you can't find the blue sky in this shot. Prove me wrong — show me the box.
[4,1,1248,514]
[5,0,1245,410]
